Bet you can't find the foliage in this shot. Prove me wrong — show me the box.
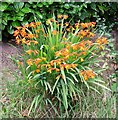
[8,15,111,117]
[1,2,118,38]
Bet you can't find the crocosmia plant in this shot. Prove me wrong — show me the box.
[14,15,110,116]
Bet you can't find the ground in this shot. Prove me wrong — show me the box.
[0,42,20,92]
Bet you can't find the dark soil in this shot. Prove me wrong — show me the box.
[0,41,21,90]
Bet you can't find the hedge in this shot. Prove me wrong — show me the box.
[1,2,118,39]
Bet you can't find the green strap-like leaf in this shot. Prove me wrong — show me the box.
[90,81,111,91]
[61,69,67,84]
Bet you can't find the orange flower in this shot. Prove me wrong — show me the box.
[36,22,41,26]
[65,22,69,26]
[35,29,40,33]
[80,22,96,28]
[17,61,22,65]
[90,22,96,27]
[44,34,47,37]
[47,68,60,73]
[22,38,26,44]
[80,46,85,51]
[25,40,31,46]
[102,37,108,44]
[81,23,89,28]
[86,40,93,46]
[87,32,95,38]
[57,14,63,19]
[16,26,22,30]
[28,34,34,39]
[80,70,95,80]
[64,55,69,60]
[86,70,95,79]
[71,64,77,68]
[50,59,63,66]
[78,30,87,37]
[55,48,69,57]
[30,22,36,28]
[21,29,27,37]
[34,58,42,65]
[35,69,40,73]
[79,41,86,50]
[75,23,80,28]
[96,38,101,44]
[14,30,20,36]
[96,37,108,45]
[66,28,70,32]
[33,50,39,55]
[26,50,33,55]
[81,52,86,55]
[33,34,39,38]
[64,64,71,69]
[26,59,33,66]
[60,64,64,70]
[16,36,21,44]
[17,61,23,68]
[52,30,57,35]
[66,45,71,49]
[42,64,51,68]
[63,15,68,19]
[72,44,79,50]
[72,41,87,51]
[32,40,38,45]
[60,63,77,70]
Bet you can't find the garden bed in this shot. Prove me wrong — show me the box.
[0,30,117,118]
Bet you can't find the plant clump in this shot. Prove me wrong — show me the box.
[13,15,110,117]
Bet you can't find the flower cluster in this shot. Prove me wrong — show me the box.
[57,14,68,19]
[14,22,42,45]
[14,15,108,83]
[71,40,93,51]
[80,70,95,80]
[96,37,108,45]
[26,50,39,55]
[78,30,95,38]
[80,22,96,28]
[74,22,96,28]
[12,15,111,116]
[26,57,46,66]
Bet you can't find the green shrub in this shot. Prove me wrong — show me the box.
[1,2,118,39]
[10,15,111,117]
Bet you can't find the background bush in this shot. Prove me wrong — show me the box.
[1,2,118,39]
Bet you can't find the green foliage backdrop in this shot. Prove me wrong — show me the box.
[1,2,118,36]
